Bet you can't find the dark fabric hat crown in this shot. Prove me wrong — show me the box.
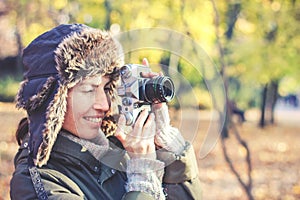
[16,24,123,167]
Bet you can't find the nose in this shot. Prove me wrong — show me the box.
[93,88,109,112]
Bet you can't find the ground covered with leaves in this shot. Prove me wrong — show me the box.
[194,108,300,200]
[0,103,299,199]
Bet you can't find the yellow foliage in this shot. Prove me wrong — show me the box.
[53,0,68,10]
[24,23,48,45]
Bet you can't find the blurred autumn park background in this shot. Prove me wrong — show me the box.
[0,0,300,199]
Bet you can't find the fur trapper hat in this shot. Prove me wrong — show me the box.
[16,24,123,167]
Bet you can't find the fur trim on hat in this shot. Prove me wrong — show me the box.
[36,84,68,167]
[55,28,123,88]
[28,77,57,112]
[15,79,28,109]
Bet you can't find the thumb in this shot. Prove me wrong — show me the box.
[142,58,149,67]
[115,114,126,142]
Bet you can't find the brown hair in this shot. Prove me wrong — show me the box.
[16,117,29,145]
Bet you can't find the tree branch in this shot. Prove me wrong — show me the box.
[210,0,254,199]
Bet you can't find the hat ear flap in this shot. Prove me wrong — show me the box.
[15,79,29,109]
[101,88,121,137]
[36,84,68,167]
[101,112,117,137]
[27,77,58,112]
[15,77,57,112]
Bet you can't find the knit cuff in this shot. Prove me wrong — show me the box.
[155,127,186,155]
[126,158,165,200]
[153,104,170,131]
[153,104,185,154]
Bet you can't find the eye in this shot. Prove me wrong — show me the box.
[85,89,95,93]
[80,85,95,93]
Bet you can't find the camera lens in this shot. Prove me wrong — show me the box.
[143,76,175,103]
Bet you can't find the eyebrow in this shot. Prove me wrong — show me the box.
[79,77,111,87]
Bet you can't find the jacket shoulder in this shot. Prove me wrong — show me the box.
[10,162,85,199]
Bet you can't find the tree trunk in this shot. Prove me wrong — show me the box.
[259,84,268,128]
[104,0,112,30]
[14,27,23,75]
[211,1,253,199]
[260,81,278,127]
[270,81,279,124]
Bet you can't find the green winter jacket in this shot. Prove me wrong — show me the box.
[10,133,202,200]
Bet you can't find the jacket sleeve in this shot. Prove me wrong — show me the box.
[157,142,203,200]
[122,142,202,200]
[122,191,156,200]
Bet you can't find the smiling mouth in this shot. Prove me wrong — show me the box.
[84,117,103,123]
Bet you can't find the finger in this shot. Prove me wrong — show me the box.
[133,109,150,135]
[142,113,156,139]
[141,71,159,78]
[152,102,164,109]
[115,114,126,142]
[142,58,149,67]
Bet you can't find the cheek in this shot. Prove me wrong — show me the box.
[63,92,90,133]
[68,93,91,118]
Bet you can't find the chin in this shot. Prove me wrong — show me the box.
[77,129,100,140]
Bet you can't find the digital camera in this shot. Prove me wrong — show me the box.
[117,64,175,126]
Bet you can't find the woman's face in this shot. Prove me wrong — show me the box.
[62,75,111,139]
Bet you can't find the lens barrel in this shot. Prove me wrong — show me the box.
[143,76,175,103]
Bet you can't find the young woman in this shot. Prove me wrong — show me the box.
[10,24,202,200]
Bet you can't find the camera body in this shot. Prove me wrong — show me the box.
[117,64,175,126]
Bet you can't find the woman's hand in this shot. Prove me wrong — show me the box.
[116,106,166,200]
[115,109,157,160]
[140,58,186,154]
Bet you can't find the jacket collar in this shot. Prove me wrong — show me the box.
[51,133,128,183]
